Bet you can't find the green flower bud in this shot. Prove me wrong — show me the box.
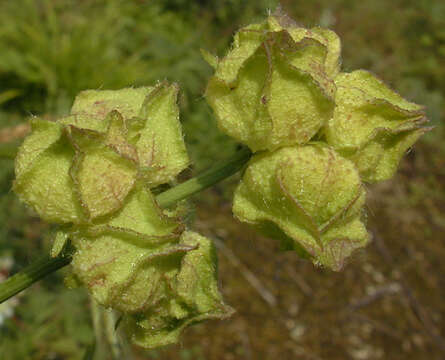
[122,231,234,349]
[267,12,341,79]
[13,84,189,223]
[13,83,234,349]
[324,70,429,183]
[13,118,83,223]
[205,10,339,152]
[70,187,186,313]
[68,86,153,131]
[233,145,369,270]
[71,188,232,347]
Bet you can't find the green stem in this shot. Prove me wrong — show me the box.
[104,310,121,360]
[0,253,72,303]
[89,297,106,360]
[157,146,251,208]
[0,147,252,304]
[104,309,135,360]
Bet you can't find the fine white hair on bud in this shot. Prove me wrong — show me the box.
[203,9,429,270]
[13,85,232,348]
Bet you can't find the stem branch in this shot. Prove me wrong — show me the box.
[156,146,251,208]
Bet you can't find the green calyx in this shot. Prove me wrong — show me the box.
[204,9,339,152]
[68,186,232,348]
[14,83,189,223]
[204,10,429,183]
[13,85,233,348]
[203,9,429,270]
[71,225,233,348]
[324,70,429,183]
[122,231,234,349]
[233,145,369,271]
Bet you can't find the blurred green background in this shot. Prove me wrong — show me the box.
[0,0,444,359]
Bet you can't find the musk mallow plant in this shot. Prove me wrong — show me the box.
[0,8,429,353]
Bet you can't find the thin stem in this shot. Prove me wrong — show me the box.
[90,297,106,360]
[104,309,135,360]
[157,146,251,208]
[0,147,252,304]
[104,310,121,359]
[0,252,72,303]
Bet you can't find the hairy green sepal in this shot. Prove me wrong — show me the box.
[324,70,428,183]
[122,231,234,349]
[13,85,232,348]
[204,9,429,271]
[14,84,189,223]
[205,10,340,152]
[233,145,369,270]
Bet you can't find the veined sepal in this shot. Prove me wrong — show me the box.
[233,144,369,270]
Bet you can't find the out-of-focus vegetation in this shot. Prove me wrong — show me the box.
[0,0,444,359]
[0,0,275,170]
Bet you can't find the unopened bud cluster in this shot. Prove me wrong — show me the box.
[13,85,232,348]
[11,7,428,350]
[205,9,428,270]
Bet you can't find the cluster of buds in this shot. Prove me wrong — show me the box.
[205,9,429,270]
[11,7,429,350]
[13,85,233,348]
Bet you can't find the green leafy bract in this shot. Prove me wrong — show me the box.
[205,11,339,152]
[233,145,369,270]
[14,84,190,223]
[120,231,234,349]
[14,85,233,348]
[324,70,428,183]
